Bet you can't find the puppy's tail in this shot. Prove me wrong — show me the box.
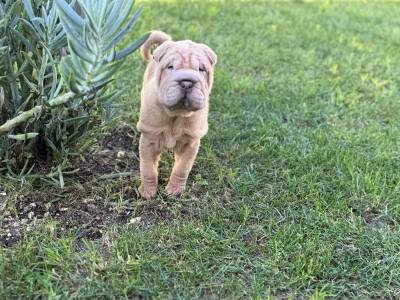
[140,31,172,61]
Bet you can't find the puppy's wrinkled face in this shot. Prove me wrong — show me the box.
[153,40,217,116]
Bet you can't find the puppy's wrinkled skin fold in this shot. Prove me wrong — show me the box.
[137,31,217,199]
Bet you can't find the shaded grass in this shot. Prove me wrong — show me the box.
[1,0,400,298]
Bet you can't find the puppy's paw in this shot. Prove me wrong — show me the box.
[139,184,157,199]
[166,181,185,196]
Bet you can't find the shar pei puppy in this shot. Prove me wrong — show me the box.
[137,31,217,199]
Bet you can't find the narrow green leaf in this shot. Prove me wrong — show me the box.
[55,0,84,28]
[68,38,95,63]
[58,166,64,189]
[98,0,108,26]
[22,74,39,93]
[77,1,99,35]
[93,78,114,92]
[22,0,46,39]
[90,60,123,86]
[114,33,150,61]
[106,5,143,51]
[104,0,134,39]
[67,72,81,94]
[11,28,36,52]
[96,89,124,103]
[103,0,125,33]
[22,0,35,21]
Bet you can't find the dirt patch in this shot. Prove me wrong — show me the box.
[0,124,213,247]
[272,289,299,300]
[1,125,140,247]
[77,124,139,182]
[0,184,208,247]
[351,205,397,231]
[103,124,138,152]
[0,185,136,247]
[361,207,396,230]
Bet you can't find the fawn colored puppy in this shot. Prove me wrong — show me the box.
[137,31,217,199]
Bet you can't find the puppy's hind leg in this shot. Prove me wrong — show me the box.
[139,135,161,199]
[166,139,200,196]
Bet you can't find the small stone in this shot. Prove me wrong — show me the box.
[117,151,125,158]
[7,233,11,237]
[28,211,34,219]
[129,217,141,224]
[99,149,113,157]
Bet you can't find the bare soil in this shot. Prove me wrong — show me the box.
[1,125,140,247]
[0,125,208,247]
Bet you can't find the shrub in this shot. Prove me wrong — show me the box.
[0,0,147,184]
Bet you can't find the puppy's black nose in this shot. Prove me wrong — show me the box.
[179,80,194,89]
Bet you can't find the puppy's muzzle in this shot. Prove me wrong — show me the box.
[163,70,205,111]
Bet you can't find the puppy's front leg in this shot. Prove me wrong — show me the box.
[139,135,161,199]
[166,139,200,196]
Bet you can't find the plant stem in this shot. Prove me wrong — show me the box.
[0,105,42,136]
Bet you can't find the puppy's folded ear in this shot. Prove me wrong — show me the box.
[200,44,217,66]
[153,41,174,62]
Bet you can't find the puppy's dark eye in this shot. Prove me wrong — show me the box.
[167,65,174,70]
[199,67,206,72]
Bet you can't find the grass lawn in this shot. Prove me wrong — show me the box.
[1,0,400,298]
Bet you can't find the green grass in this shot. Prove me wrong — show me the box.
[2,0,400,298]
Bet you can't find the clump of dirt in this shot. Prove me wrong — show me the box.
[351,205,397,231]
[361,208,396,230]
[77,124,140,181]
[103,124,138,151]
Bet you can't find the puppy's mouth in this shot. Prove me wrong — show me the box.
[167,97,198,111]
